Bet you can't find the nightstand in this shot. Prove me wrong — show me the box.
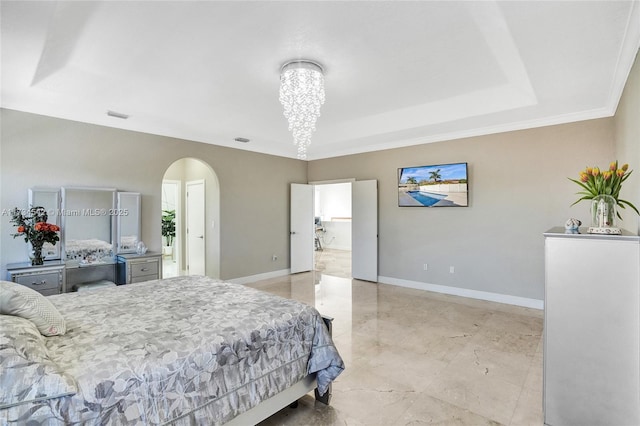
[6,261,66,296]
[116,252,162,284]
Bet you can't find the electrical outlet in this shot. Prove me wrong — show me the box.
[272,255,278,262]
[423,263,428,271]
[450,266,455,273]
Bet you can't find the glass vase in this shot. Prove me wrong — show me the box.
[30,242,44,265]
[589,194,620,234]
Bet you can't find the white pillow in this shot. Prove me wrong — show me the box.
[0,280,66,336]
[0,315,76,409]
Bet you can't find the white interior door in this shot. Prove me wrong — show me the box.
[290,183,314,274]
[352,180,378,282]
[186,180,205,275]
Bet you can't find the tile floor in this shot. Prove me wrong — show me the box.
[314,248,352,279]
[163,257,179,278]
[246,271,544,426]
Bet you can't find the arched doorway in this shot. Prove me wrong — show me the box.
[161,158,220,278]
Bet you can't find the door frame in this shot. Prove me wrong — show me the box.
[311,179,354,254]
[162,179,182,275]
[307,178,378,281]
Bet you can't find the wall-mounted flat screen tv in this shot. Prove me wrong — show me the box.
[398,162,468,207]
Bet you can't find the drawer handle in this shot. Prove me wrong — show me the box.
[32,280,47,286]
[140,268,148,272]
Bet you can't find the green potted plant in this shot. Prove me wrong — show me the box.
[161,209,176,256]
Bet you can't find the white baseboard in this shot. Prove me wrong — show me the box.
[229,269,291,285]
[378,276,544,310]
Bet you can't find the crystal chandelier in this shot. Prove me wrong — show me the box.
[279,60,325,160]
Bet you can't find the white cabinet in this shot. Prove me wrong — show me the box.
[544,228,640,426]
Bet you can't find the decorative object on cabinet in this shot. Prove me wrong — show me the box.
[116,192,141,253]
[6,261,65,296]
[398,162,468,207]
[589,194,621,234]
[569,161,639,234]
[29,187,62,260]
[564,218,581,233]
[9,207,61,265]
[136,241,148,255]
[116,252,162,284]
[543,228,640,425]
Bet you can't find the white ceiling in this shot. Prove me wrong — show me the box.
[2,1,639,160]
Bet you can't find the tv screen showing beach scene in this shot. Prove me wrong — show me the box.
[398,162,468,207]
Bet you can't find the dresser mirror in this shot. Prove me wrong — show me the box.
[61,187,116,264]
[28,187,61,260]
[116,192,141,254]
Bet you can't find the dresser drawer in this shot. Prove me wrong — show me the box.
[130,260,159,278]
[14,272,61,292]
[130,274,157,284]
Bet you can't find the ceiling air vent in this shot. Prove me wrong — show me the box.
[107,110,129,119]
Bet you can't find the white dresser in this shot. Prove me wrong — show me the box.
[543,227,640,426]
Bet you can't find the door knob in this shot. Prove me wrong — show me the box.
[196,235,204,239]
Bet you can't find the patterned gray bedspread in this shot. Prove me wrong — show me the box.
[1,276,344,425]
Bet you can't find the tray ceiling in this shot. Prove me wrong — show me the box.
[2,1,639,160]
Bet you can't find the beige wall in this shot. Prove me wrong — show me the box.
[0,109,307,280]
[615,50,640,234]
[309,118,616,300]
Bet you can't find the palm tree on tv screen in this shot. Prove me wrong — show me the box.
[429,169,442,183]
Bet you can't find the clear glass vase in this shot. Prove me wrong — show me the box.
[589,194,620,234]
[30,242,45,265]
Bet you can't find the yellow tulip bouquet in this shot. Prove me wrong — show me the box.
[569,160,639,219]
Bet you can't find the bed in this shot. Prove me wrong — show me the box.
[0,275,344,425]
